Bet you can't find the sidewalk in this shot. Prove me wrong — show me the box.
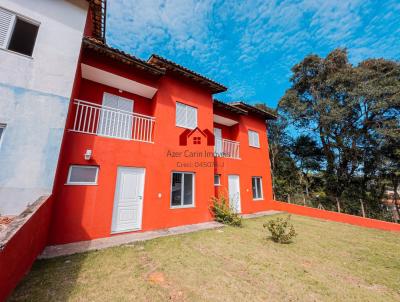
[40,210,282,259]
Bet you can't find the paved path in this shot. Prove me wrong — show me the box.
[40,221,223,259]
[241,210,283,219]
[40,210,282,259]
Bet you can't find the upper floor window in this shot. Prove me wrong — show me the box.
[0,123,6,147]
[176,102,197,129]
[0,7,39,57]
[248,130,260,148]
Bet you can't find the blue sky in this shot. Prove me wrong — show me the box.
[106,0,400,108]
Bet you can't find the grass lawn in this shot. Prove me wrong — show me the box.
[10,214,400,302]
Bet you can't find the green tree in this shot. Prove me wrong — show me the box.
[290,135,322,197]
[278,48,400,216]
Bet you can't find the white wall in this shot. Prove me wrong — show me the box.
[0,0,88,97]
[0,0,88,215]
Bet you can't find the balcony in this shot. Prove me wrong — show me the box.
[215,138,240,159]
[70,100,155,143]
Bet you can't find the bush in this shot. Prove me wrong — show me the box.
[263,215,297,243]
[210,195,242,227]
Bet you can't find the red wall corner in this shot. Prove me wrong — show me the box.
[0,196,54,301]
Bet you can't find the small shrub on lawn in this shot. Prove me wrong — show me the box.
[263,215,297,243]
[210,195,242,227]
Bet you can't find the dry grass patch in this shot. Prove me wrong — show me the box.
[10,215,400,302]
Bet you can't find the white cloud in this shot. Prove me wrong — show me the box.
[106,0,400,106]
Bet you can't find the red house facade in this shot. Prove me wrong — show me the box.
[48,1,276,245]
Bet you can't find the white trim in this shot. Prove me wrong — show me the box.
[170,171,195,208]
[81,64,158,99]
[66,165,99,185]
[252,176,264,200]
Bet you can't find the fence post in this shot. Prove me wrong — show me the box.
[336,197,341,213]
[360,199,366,218]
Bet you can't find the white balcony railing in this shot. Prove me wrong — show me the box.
[70,99,155,143]
[215,138,240,159]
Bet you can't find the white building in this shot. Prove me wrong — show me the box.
[0,0,89,214]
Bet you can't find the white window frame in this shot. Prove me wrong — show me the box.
[252,176,263,200]
[66,165,99,185]
[0,123,6,148]
[214,174,221,186]
[0,6,40,58]
[176,102,197,129]
[248,130,260,148]
[170,171,195,208]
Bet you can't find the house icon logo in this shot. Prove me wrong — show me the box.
[179,127,215,146]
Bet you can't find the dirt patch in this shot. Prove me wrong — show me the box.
[148,271,166,284]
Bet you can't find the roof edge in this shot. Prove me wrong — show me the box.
[82,37,166,76]
[213,99,248,115]
[87,0,106,42]
[230,102,277,120]
[148,54,227,94]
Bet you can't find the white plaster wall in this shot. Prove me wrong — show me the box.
[0,0,88,97]
[0,0,88,215]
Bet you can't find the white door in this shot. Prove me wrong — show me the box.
[228,175,241,213]
[214,128,222,154]
[111,167,145,233]
[98,92,134,139]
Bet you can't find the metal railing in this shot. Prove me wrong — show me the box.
[70,99,155,143]
[215,138,240,159]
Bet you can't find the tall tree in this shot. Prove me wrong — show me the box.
[278,48,400,214]
[290,135,322,197]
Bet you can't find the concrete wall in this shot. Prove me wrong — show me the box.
[0,196,54,301]
[0,0,88,214]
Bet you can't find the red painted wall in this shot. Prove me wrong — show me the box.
[269,201,400,232]
[0,197,54,301]
[49,51,275,244]
[214,111,273,213]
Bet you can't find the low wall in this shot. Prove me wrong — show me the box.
[0,195,53,301]
[270,200,400,232]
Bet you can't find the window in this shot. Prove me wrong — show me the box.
[252,177,263,200]
[67,165,99,185]
[171,172,194,207]
[0,7,39,57]
[248,130,260,148]
[97,92,134,139]
[176,102,197,129]
[0,123,5,147]
[214,174,221,186]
